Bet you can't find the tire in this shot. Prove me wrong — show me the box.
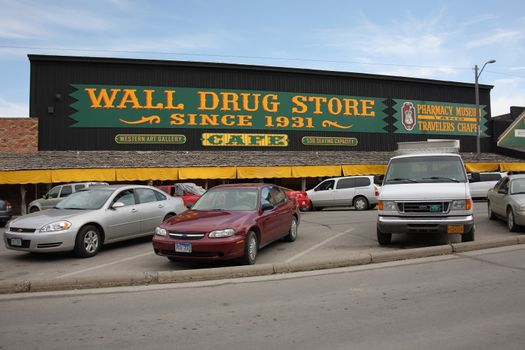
[29,206,39,213]
[283,217,298,242]
[377,228,392,245]
[462,226,475,242]
[507,208,518,232]
[74,225,102,258]
[163,213,175,222]
[353,196,369,210]
[487,201,496,220]
[240,231,258,265]
[313,205,322,211]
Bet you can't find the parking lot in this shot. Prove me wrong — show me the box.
[0,201,521,283]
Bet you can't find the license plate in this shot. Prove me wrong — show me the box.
[175,242,192,253]
[11,238,22,247]
[447,225,464,234]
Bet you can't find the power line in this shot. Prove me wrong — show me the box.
[0,45,471,70]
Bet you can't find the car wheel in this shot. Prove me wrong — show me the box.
[462,227,475,242]
[353,196,369,210]
[487,201,496,220]
[29,206,39,213]
[163,213,175,222]
[377,228,392,245]
[507,208,518,232]
[74,225,101,258]
[240,231,258,265]
[284,217,298,242]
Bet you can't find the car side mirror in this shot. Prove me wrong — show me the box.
[43,194,48,199]
[261,203,274,211]
[498,188,508,195]
[112,202,125,209]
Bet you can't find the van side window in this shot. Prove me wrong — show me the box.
[336,178,356,189]
[60,185,72,197]
[47,186,61,199]
[315,180,335,191]
[355,177,371,187]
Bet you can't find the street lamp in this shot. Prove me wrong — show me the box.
[475,59,496,158]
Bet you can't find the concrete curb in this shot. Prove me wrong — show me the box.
[0,237,522,295]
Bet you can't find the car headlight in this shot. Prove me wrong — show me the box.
[155,227,167,236]
[519,204,525,212]
[451,199,472,210]
[39,220,72,232]
[209,228,235,238]
[379,200,397,212]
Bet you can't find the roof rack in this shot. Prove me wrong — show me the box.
[395,139,460,155]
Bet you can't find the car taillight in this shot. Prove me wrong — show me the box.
[6,201,11,210]
[374,185,379,196]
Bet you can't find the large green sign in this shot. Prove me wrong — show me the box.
[70,85,388,133]
[393,99,488,136]
[497,111,525,149]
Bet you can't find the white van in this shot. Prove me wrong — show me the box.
[306,176,380,211]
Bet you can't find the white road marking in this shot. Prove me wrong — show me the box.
[285,229,354,263]
[56,251,154,279]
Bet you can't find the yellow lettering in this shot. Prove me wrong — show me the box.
[117,89,142,109]
[197,91,219,110]
[291,95,307,113]
[84,88,121,108]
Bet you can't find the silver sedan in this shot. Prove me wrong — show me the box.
[487,174,525,232]
[3,185,187,258]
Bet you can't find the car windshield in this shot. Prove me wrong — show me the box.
[55,189,114,210]
[192,188,258,211]
[510,178,525,195]
[384,155,467,184]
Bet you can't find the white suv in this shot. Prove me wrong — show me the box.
[306,176,380,211]
[28,182,108,212]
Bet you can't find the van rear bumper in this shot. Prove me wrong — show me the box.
[377,215,474,234]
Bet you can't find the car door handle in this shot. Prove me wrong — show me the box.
[131,208,138,213]
[158,204,165,208]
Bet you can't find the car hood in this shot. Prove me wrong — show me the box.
[9,209,95,228]
[380,183,469,201]
[162,209,253,231]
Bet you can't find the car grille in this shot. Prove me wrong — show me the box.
[9,227,37,233]
[168,232,206,240]
[397,202,450,214]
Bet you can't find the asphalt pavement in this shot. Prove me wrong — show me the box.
[0,201,524,294]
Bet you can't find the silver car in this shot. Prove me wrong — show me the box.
[487,174,525,232]
[4,185,187,258]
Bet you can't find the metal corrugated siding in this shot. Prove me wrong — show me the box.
[30,55,493,152]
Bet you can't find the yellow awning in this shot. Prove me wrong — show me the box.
[51,168,116,183]
[342,164,387,176]
[0,170,52,184]
[500,162,525,172]
[179,167,236,180]
[290,165,342,178]
[237,166,292,179]
[464,163,500,172]
[115,168,178,181]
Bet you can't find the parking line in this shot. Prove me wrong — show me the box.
[56,251,155,279]
[285,229,354,263]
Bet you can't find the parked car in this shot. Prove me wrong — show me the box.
[4,185,187,258]
[152,183,299,265]
[306,176,379,210]
[28,182,109,212]
[487,174,525,232]
[469,172,507,199]
[0,199,12,227]
[282,187,311,211]
[156,182,206,208]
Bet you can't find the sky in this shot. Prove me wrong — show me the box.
[0,0,524,118]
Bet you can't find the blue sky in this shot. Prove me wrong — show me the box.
[1,0,524,117]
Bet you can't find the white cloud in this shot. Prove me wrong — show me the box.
[467,29,522,49]
[490,77,525,116]
[0,97,28,117]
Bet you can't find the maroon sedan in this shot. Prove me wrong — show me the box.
[152,184,299,265]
